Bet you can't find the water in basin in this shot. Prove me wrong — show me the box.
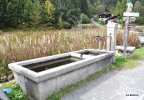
[23,56,82,72]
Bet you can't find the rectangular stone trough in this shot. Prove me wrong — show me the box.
[8,49,115,100]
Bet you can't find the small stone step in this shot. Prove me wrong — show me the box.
[116,46,135,57]
[116,46,135,52]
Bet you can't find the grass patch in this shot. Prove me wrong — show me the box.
[111,48,144,70]
[1,82,28,100]
[122,59,140,69]
[111,56,140,70]
[130,48,144,60]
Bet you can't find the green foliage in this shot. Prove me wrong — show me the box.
[45,0,55,16]
[43,0,58,27]
[113,0,127,18]
[44,0,81,28]
[133,1,144,25]
[2,83,28,100]
[59,21,72,29]
[88,4,97,17]
[95,1,105,15]
[79,0,89,15]
[98,20,106,25]
[112,49,144,69]
[112,56,139,69]
[81,13,90,24]
[24,0,42,26]
[0,0,25,28]
[130,48,144,60]
[134,1,141,12]
[113,56,127,68]
[0,0,144,29]
[136,17,144,25]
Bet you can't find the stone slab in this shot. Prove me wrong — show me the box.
[116,46,135,52]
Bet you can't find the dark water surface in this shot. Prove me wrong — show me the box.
[23,56,82,72]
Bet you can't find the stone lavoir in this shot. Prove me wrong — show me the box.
[9,49,115,100]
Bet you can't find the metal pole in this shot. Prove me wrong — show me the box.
[123,17,130,58]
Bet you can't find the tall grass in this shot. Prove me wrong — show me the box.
[0,27,139,77]
[0,28,106,76]
[116,30,140,47]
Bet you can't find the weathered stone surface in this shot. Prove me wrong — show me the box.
[8,49,115,100]
[116,46,135,52]
[116,46,135,57]
[107,21,118,51]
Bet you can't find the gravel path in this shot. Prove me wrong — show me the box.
[62,61,144,100]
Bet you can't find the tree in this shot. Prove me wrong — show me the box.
[79,0,89,15]
[89,0,97,5]
[47,0,81,28]
[45,0,55,16]
[134,1,141,12]
[133,1,144,25]
[95,2,105,15]
[0,0,143,29]
[0,0,25,28]
[88,4,97,17]
[24,0,42,26]
[81,13,90,24]
[114,0,127,18]
[31,0,42,25]
[0,0,8,28]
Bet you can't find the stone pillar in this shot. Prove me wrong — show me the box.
[107,21,118,51]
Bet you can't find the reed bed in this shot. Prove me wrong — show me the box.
[0,27,139,77]
[116,30,139,47]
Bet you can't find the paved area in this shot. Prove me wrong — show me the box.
[62,61,144,100]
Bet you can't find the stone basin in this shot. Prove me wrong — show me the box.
[8,49,115,100]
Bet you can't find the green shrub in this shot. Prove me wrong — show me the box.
[98,20,106,25]
[113,56,127,68]
[59,21,72,29]
[2,83,28,100]
[81,13,90,24]
[135,17,144,25]
[93,15,99,21]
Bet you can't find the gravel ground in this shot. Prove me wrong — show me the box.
[62,61,144,100]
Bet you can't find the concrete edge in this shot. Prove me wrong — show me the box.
[8,49,115,82]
